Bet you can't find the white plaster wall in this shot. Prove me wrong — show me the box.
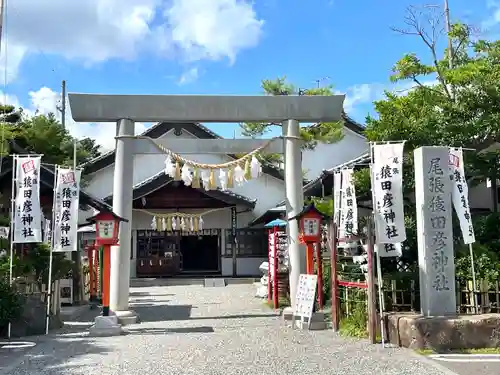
[236,258,266,276]
[302,128,369,180]
[221,257,232,276]
[221,258,265,277]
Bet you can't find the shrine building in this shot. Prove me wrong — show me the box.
[78,120,368,278]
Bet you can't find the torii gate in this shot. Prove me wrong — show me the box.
[68,93,345,324]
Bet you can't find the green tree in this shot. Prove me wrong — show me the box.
[365,8,500,178]
[240,76,345,163]
[0,111,101,165]
[0,104,22,124]
[12,113,101,165]
[361,6,500,274]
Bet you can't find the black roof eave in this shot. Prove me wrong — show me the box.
[103,172,257,209]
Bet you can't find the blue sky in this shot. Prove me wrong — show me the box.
[1,0,499,146]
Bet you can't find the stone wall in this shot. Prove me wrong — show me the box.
[386,313,500,350]
[6,294,63,337]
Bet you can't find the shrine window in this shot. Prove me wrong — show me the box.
[224,232,233,257]
[234,228,267,257]
[136,230,179,258]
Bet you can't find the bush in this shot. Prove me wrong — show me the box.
[455,243,500,284]
[339,291,368,338]
[0,278,24,329]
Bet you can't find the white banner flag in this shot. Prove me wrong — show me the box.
[333,171,342,224]
[339,169,357,238]
[52,167,81,252]
[449,148,475,244]
[0,227,9,239]
[13,156,43,243]
[372,143,406,244]
[375,243,403,257]
[43,216,52,245]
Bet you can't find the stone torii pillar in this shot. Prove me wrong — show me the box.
[110,118,136,323]
[68,94,345,322]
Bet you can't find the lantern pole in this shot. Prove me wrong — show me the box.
[273,225,279,309]
[102,243,111,316]
[267,228,272,305]
[316,241,324,310]
[306,242,314,274]
[99,245,103,303]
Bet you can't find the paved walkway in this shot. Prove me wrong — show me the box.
[426,353,500,375]
[2,283,460,375]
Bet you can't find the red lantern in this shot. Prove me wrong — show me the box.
[85,211,128,316]
[289,203,329,310]
[293,204,325,244]
[87,211,127,246]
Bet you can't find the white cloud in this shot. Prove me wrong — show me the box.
[0,90,22,108]
[0,43,28,84]
[482,2,500,30]
[178,67,199,85]
[165,0,264,63]
[1,0,264,82]
[26,87,148,151]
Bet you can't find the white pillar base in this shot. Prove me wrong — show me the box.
[113,309,139,325]
[293,312,327,330]
[89,315,123,337]
[282,306,294,321]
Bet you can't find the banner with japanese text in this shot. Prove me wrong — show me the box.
[375,243,403,257]
[13,156,43,243]
[43,216,52,245]
[339,168,357,239]
[52,167,81,252]
[372,143,406,244]
[449,148,475,244]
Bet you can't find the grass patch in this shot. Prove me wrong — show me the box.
[339,319,367,338]
[416,347,500,355]
[339,310,368,338]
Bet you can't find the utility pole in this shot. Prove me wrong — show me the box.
[57,80,66,128]
[313,77,330,89]
[61,80,66,128]
[444,0,453,69]
[0,0,5,55]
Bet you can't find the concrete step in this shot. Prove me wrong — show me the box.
[130,277,259,287]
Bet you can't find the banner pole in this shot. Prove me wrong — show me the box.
[45,165,58,335]
[468,243,479,313]
[369,143,387,347]
[7,155,17,339]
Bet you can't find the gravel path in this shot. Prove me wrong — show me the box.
[3,283,458,375]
